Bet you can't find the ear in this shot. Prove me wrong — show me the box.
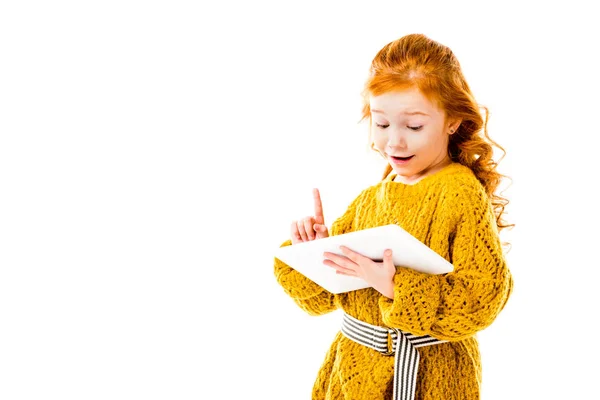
[447,118,462,135]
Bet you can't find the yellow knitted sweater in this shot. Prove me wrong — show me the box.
[274,162,513,400]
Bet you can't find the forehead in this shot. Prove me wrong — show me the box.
[369,88,442,117]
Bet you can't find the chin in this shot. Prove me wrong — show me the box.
[391,164,414,172]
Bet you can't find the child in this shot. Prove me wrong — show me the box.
[274,33,513,400]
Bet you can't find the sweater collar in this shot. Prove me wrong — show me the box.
[383,162,463,187]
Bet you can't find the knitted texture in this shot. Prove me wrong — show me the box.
[273,163,513,400]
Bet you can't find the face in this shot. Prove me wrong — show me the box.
[370,87,460,184]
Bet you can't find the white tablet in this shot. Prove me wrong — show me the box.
[274,224,454,294]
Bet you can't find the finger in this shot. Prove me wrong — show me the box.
[323,259,357,276]
[323,252,355,270]
[290,222,302,243]
[315,224,329,237]
[313,188,324,225]
[339,246,365,263]
[384,249,396,272]
[384,249,393,261]
[335,270,356,276]
[303,217,315,240]
[297,220,308,242]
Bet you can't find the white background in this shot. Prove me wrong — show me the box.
[1,1,599,399]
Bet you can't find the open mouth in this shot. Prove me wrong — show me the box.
[390,154,415,164]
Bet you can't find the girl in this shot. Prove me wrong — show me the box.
[274,33,513,400]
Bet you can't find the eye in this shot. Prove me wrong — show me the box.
[375,123,423,131]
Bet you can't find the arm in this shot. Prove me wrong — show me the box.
[274,239,338,316]
[273,190,364,316]
[378,186,513,341]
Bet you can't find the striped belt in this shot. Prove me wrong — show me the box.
[341,311,447,400]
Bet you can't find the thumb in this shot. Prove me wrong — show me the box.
[384,249,393,260]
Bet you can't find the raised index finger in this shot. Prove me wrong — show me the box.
[313,188,324,224]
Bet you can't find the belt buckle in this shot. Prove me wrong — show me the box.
[382,328,395,356]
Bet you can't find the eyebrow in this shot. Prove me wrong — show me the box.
[371,109,429,116]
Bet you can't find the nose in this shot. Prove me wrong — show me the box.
[386,131,407,150]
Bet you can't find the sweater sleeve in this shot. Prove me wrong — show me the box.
[273,190,364,316]
[378,185,513,341]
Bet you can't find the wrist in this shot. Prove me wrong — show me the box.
[381,279,394,299]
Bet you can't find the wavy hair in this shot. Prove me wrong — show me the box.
[359,33,513,234]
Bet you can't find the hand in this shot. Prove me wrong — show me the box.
[323,246,396,298]
[290,188,330,245]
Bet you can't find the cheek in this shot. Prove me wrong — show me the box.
[407,135,428,151]
[416,138,447,158]
[372,134,386,150]
[425,133,448,150]
[413,132,442,149]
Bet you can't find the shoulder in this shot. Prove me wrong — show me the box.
[436,164,495,228]
[440,163,490,205]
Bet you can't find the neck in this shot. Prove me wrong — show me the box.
[394,157,453,184]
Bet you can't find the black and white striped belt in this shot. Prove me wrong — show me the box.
[341,311,448,400]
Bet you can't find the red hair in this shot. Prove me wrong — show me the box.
[359,33,513,233]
